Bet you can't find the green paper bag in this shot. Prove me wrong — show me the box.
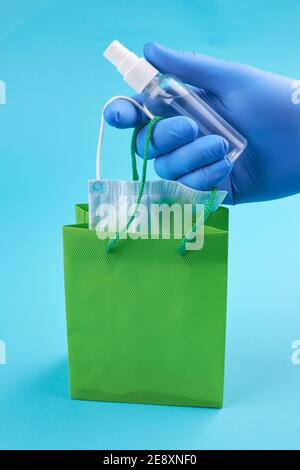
[63,203,229,408]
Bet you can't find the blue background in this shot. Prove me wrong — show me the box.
[1,0,300,450]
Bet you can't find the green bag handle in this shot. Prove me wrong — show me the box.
[97,96,217,255]
[106,116,217,255]
[105,116,162,253]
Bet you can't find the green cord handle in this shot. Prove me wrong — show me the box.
[177,187,217,256]
[106,116,162,253]
[106,116,218,255]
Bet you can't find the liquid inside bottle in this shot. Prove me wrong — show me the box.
[103,40,247,162]
[143,74,247,162]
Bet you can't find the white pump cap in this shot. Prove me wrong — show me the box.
[103,40,158,93]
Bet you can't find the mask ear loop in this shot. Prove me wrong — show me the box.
[96,96,154,180]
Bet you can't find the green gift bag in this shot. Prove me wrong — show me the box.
[63,112,229,408]
[63,203,228,408]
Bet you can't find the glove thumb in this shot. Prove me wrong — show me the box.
[144,42,240,96]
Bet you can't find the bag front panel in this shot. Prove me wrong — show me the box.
[63,217,228,408]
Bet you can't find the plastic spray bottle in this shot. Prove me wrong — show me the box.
[103,40,247,162]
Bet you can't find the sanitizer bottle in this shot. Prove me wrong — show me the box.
[103,40,247,162]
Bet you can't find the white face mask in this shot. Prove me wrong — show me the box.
[88,96,227,250]
[89,178,226,230]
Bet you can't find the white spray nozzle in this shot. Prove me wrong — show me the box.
[103,40,158,93]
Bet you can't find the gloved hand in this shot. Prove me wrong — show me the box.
[104,42,300,204]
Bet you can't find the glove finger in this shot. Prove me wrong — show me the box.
[144,42,240,95]
[103,95,149,128]
[154,135,229,180]
[136,116,198,159]
[177,157,233,191]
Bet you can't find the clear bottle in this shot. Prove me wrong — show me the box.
[103,40,247,162]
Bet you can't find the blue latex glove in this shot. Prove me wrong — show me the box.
[104,42,300,204]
